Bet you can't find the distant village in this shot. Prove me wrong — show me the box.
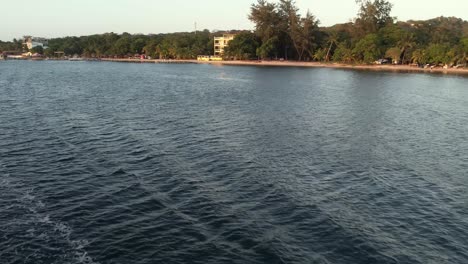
[1,34,237,62]
[1,36,49,59]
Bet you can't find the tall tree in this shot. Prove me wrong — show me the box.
[278,0,299,59]
[325,31,339,61]
[249,0,281,43]
[291,11,320,60]
[355,0,394,36]
[396,32,416,63]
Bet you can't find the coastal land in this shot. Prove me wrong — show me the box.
[99,58,468,76]
[2,1,467,74]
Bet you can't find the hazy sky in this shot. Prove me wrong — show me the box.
[1,0,467,41]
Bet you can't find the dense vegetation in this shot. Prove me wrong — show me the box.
[0,39,23,52]
[239,0,468,65]
[1,0,467,66]
[1,31,219,59]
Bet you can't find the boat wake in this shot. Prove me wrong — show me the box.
[0,163,98,264]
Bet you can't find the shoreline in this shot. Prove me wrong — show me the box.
[4,57,468,76]
[204,60,468,76]
[99,58,468,76]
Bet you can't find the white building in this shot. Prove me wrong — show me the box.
[214,34,235,56]
[23,36,49,50]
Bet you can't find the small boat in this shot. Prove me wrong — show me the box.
[69,57,84,61]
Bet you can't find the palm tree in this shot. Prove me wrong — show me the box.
[343,49,355,63]
[338,44,354,63]
[313,48,327,61]
[411,49,425,65]
[325,31,339,62]
[397,32,416,64]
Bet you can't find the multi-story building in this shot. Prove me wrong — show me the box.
[23,36,49,50]
[214,34,235,56]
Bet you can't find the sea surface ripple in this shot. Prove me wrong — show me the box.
[1,61,468,264]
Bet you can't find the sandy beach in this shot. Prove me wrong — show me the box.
[201,60,468,76]
[100,58,468,76]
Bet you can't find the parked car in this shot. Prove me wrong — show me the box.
[375,59,389,65]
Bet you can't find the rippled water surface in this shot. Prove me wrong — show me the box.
[1,60,468,264]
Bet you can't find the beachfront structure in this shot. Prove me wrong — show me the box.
[214,34,235,56]
[1,51,23,59]
[23,36,49,50]
[197,55,223,61]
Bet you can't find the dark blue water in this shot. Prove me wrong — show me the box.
[1,60,468,264]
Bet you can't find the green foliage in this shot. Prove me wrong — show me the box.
[0,38,23,52]
[256,36,279,59]
[411,49,427,65]
[142,39,159,58]
[293,11,320,60]
[249,0,320,60]
[460,38,468,64]
[385,47,401,63]
[31,30,214,59]
[224,32,260,60]
[30,46,44,54]
[425,44,450,64]
[355,0,394,36]
[1,0,466,67]
[131,37,147,54]
[353,34,382,63]
[332,43,354,63]
[461,38,468,51]
[112,36,131,56]
[313,48,327,61]
[249,0,281,43]
[324,31,340,61]
[429,17,464,45]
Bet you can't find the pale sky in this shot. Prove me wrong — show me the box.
[1,0,467,41]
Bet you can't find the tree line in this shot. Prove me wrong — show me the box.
[1,0,467,66]
[228,0,468,66]
[1,30,220,59]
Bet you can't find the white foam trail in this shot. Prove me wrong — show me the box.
[41,207,99,264]
[76,252,96,264]
[38,214,51,224]
[22,188,36,201]
[0,177,11,187]
[1,163,99,264]
[0,163,11,188]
